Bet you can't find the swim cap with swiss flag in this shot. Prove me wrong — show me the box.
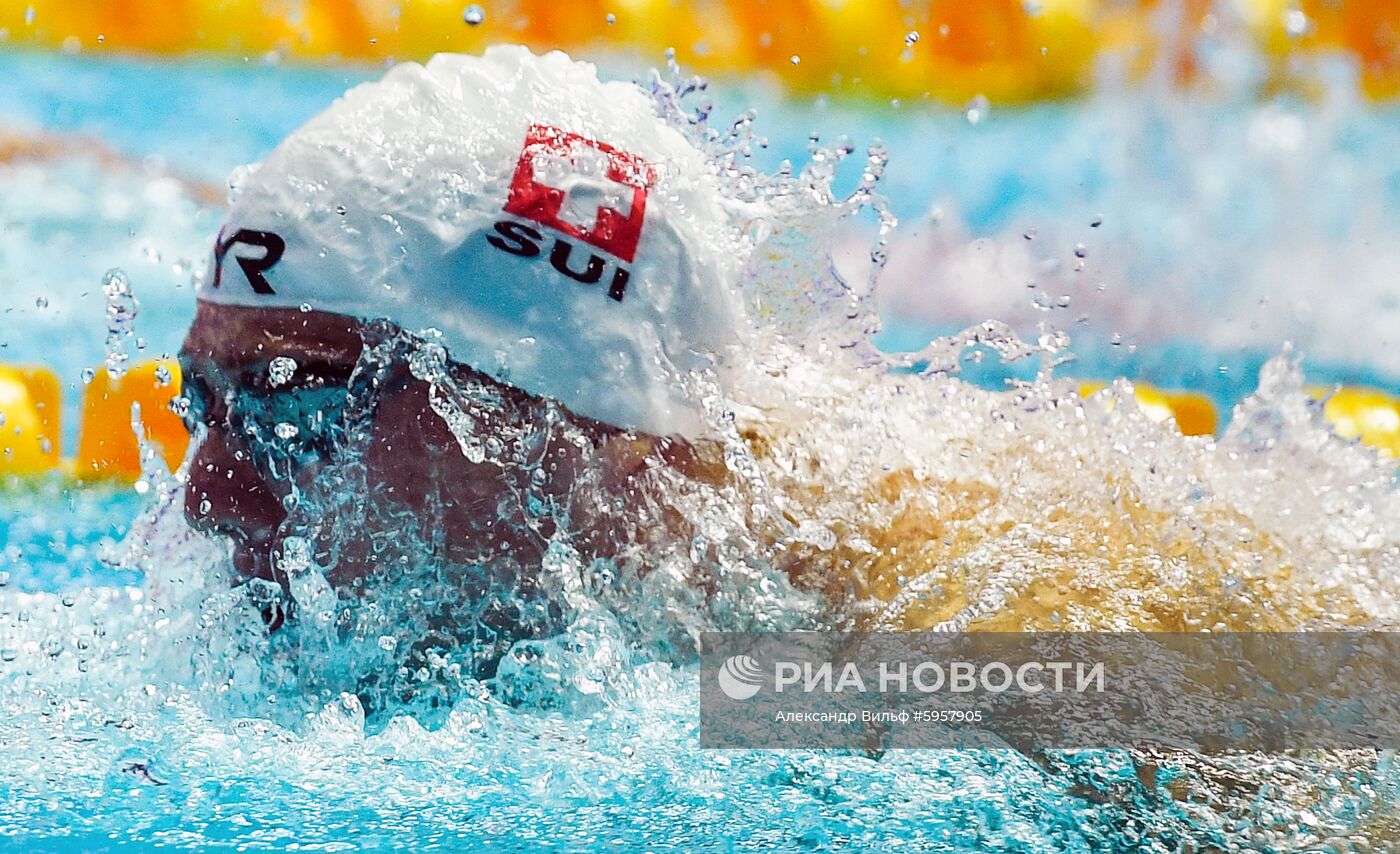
[199,46,751,438]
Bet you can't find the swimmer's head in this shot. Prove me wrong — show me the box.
[195,45,751,438]
[180,47,749,592]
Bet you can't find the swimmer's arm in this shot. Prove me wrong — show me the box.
[0,126,224,205]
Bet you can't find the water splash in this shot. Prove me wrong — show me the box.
[266,355,298,387]
[649,52,896,355]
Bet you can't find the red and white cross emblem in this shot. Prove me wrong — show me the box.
[504,124,655,263]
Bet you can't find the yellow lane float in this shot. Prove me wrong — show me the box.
[74,360,189,482]
[1313,386,1400,458]
[0,366,61,475]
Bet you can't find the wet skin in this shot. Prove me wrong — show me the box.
[180,301,723,601]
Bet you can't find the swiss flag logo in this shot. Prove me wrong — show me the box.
[504,124,655,264]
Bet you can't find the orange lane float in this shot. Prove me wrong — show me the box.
[1244,0,1400,100]
[74,360,189,481]
[1079,381,1219,437]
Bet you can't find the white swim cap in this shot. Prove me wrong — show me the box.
[198,46,750,438]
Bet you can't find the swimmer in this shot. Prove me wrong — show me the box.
[179,48,748,639]
[170,44,1391,827]
[180,44,1372,657]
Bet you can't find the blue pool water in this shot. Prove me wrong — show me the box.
[3,48,1400,852]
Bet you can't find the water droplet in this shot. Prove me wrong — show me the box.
[964,94,990,125]
[408,344,449,385]
[790,55,801,65]
[1090,215,1103,228]
[34,296,47,309]
[278,536,314,575]
[1039,328,1070,353]
[0,649,15,664]
[268,356,298,388]
[24,6,34,26]
[81,368,95,385]
[227,163,260,204]
[154,365,173,387]
[335,204,347,216]
[274,422,300,440]
[378,635,398,651]
[299,302,312,313]
[101,268,139,380]
[134,479,150,495]
[1023,228,1037,241]
[904,31,919,47]
[1023,0,1044,15]
[198,499,212,515]
[1282,8,1310,38]
[606,12,616,24]
[462,4,485,26]
[1074,243,1088,259]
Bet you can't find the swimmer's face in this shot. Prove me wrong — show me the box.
[179,302,364,584]
[178,302,706,595]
